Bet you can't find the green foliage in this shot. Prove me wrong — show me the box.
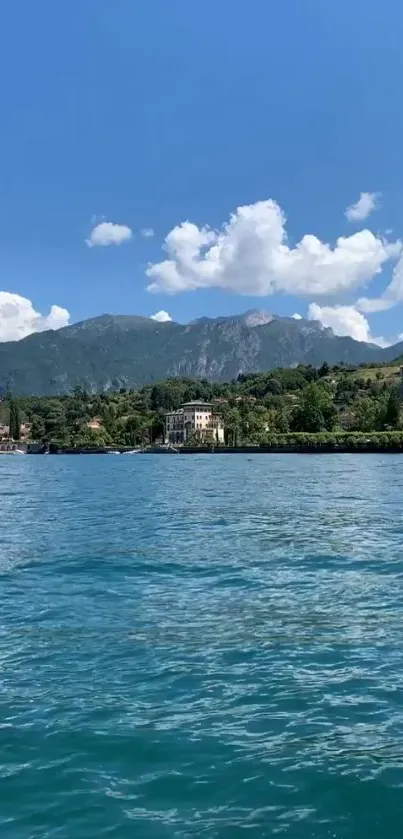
[384,388,401,429]
[6,358,403,450]
[318,361,330,378]
[352,397,380,432]
[291,384,336,433]
[9,399,20,440]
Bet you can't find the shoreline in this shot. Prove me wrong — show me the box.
[25,444,403,455]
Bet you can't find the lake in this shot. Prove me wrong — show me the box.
[1,454,403,838]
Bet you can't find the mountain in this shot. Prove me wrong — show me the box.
[0,309,394,395]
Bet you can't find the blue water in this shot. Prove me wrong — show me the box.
[1,455,403,838]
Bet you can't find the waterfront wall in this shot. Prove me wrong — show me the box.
[176,445,403,454]
[38,443,403,455]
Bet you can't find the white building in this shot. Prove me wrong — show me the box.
[165,400,225,445]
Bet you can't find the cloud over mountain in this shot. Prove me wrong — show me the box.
[308,302,388,346]
[151,310,172,322]
[0,292,70,342]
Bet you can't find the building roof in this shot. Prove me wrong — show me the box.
[182,400,212,407]
[165,401,215,416]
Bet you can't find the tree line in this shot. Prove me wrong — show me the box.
[1,360,403,447]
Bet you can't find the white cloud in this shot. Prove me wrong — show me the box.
[86,221,132,247]
[356,296,393,313]
[146,199,398,298]
[308,302,388,347]
[0,292,70,342]
[150,310,172,322]
[308,302,372,342]
[357,250,403,313]
[141,228,154,238]
[345,192,379,222]
[292,312,302,319]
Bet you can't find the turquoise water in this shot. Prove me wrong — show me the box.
[1,455,403,838]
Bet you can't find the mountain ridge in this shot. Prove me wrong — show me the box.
[0,309,401,395]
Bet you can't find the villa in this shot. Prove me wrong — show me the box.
[165,400,225,445]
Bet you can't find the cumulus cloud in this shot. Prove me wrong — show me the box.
[345,192,380,222]
[308,302,388,347]
[0,292,70,342]
[356,296,393,314]
[357,251,403,313]
[150,310,172,322]
[308,302,372,342]
[86,221,133,247]
[146,199,398,298]
[292,312,302,319]
[141,228,154,238]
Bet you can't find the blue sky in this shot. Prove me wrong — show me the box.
[1,0,403,344]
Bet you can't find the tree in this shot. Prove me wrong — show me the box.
[265,378,282,395]
[184,430,202,447]
[291,384,332,433]
[72,385,89,403]
[384,388,400,429]
[31,415,45,442]
[102,404,117,438]
[225,408,241,446]
[41,401,69,443]
[150,383,182,411]
[9,400,20,441]
[242,406,269,443]
[124,414,145,446]
[352,397,379,432]
[275,406,290,433]
[292,400,324,433]
[318,361,330,378]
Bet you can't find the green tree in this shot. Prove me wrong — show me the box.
[241,406,269,443]
[225,408,241,446]
[123,414,144,446]
[150,382,182,411]
[9,400,21,441]
[384,388,401,429]
[265,378,282,395]
[352,397,379,432]
[102,404,117,439]
[275,406,290,433]
[291,384,328,433]
[318,361,330,378]
[184,430,202,447]
[41,401,69,443]
[31,415,45,441]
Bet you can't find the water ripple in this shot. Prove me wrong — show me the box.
[1,454,403,837]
